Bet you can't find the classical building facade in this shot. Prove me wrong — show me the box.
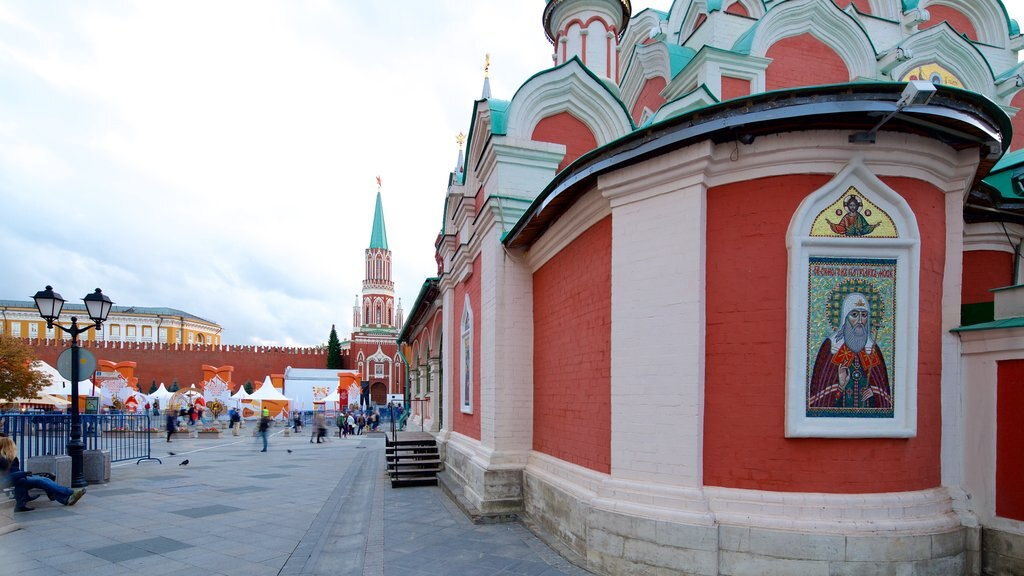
[0,300,222,346]
[398,1,1024,574]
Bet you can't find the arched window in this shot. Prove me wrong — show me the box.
[785,160,919,438]
[460,296,473,413]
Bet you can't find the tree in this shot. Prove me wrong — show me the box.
[149,380,158,394]
[327,324,342,369]
[244,381,254,394]
[170,380,180,392]
[0,333,51,402]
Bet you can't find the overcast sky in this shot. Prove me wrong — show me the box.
[1,0,1022,347]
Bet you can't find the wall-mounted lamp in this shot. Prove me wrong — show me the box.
[850,80,937,144]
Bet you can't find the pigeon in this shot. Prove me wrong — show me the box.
[179,459,189,466]
[287,449,292,453]
[168,452,176,456]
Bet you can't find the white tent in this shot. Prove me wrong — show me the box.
[249,376,291,419]
[32,360,96,396]
[148,383,175,405]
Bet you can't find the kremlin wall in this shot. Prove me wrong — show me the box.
[24,339,332,393]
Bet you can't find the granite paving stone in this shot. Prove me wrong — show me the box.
[0,429,592,575]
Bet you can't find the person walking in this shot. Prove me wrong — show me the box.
[312,412,326,444]
[258,408,271,452]
[166,409,177,442]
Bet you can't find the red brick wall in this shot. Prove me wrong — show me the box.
[832,0,872,14]
[765,33,850,92]
[921,5,978,41]
[997,360,1024,521]
[721,76,751,102]
[533,216,612,473]
[1010,91,1024,152]
[631,77,667,124]
[532,112,598,172]
[452,256,482,440]
[962,250,1014,304]
[704,174,944,493]
[26,340,327,393]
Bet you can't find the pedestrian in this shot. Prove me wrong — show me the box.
[1,437,86,512]
[356,413,366,435]
[293,412,302,433]
[346,412,356,437]
[166,409,177,442]
[370,411,380,431]
[337,413,346,438]
[258,408,271,452]
[187,405,196,427]
[312,412,326,443]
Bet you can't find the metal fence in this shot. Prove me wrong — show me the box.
[0,413,156,464]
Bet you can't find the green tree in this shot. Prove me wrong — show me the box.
[327,324,342,369]
[244,381,254,394]
[0,333,52,402]
[149,380,158,394]
[170,380,180,392]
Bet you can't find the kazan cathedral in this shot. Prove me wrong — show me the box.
[397,1,1024,574]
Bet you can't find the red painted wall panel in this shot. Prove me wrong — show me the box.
[1011,91,1024,152]
[705,175,944,493]
[532,112,598,172]
[962,250,1013,304]
[920,5,978,41]
[832,0,872,14]
[631,77,667,124]
[721,76,751,102]
[725,1,749,17]
[765,33,850,92]
[997,360,1024,521]
[533,216,612,473]
[452,256,482,440]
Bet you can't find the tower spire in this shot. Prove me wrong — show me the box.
[481,53,491,99]
[369,179,389,250]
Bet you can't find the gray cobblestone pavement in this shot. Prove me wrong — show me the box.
[0,428,592,575]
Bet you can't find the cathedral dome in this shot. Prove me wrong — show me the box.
[543,0,631,44]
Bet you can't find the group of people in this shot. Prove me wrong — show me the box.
[1,436,86,513]
[337,410,379,438]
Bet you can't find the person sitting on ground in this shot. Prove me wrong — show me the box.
[0,437,86,512]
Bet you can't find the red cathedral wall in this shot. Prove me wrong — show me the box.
[997,360,1024,521]
[451,256,482,441]
[765,33,850,92]
[533,216,612,473]
[631,77,667,124]
[27,340,327,393]
[920,6,977,41]
[704,174,944,493]
[832,0,872,14]
[532,112,598,172]
[725,1,749,17]
[1011,91,1024,152]
[962,250,1013,304]
[721,76,751,102]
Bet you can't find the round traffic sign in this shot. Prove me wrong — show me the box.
[57,348,97,381]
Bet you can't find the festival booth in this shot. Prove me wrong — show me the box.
[230,386,257,419]
[249,377,291,420]
[147,383,175,413]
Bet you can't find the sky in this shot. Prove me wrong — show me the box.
[1,0,1023,347]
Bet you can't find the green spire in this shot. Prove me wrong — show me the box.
[370,191,389,250]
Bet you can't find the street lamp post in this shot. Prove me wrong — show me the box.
[32,285,113,488]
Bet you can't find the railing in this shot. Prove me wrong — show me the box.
[0,413,156,464]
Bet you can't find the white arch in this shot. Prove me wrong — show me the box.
[743,0,876,80]
[892,23,995,96]
[920,0,1010,47]
[505,59,633,146]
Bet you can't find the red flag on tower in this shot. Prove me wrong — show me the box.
[376,176,382,189]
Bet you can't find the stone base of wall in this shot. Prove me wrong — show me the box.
[442,435,524,518]
[520,460,968,576]
[982,527,1024,575]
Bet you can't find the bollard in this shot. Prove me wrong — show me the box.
[83,450,111,484]
[25,455,72,487]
